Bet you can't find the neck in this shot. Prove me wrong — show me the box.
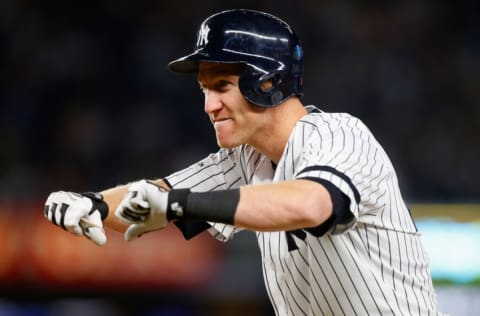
[250,98,307,163]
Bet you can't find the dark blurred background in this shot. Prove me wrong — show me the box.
[1,0,479,315]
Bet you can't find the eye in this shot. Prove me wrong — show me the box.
[215,80,233,92]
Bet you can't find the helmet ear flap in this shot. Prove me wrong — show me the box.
[239,67,289,107]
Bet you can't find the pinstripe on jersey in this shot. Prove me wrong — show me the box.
[165,105,443,315]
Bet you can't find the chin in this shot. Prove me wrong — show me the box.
[216,137,240,149]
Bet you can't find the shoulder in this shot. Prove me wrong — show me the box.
[209,145,264,165]
[302,105,360,124]
[299,105,366,133]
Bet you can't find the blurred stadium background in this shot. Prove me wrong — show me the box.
[1,0,479,315]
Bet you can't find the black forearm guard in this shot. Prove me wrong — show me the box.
[166,189,240,225]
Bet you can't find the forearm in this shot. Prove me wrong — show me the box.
[235,179,333,231]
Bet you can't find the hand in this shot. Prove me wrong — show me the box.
[115,180,169,241]
[44,191,109,246]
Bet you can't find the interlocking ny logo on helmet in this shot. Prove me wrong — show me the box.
[196,23,210,47]
[168,9,304,107]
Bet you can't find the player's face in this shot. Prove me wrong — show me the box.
[198,63,271,149]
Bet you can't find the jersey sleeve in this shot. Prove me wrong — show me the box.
[165,148,246,242]
[294,113,393,234]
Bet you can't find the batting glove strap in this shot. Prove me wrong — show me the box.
[80,192,109,221]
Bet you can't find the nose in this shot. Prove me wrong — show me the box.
[204,89,223,114]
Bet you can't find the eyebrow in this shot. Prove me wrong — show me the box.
[198,70,240,87]
[198,79,234,91]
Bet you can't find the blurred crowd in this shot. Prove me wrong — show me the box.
[1,0,479,201]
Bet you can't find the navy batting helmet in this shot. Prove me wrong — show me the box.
[168,9,304,107]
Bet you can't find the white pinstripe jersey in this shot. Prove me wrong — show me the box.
[165,105,443,316]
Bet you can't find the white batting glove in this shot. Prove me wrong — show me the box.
[115,180,169,241]
[44,191,109,246]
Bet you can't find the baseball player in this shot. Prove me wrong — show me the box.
[44,9,444,315]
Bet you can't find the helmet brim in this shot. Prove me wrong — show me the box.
[167,51,205,73]
[167,49,283,75]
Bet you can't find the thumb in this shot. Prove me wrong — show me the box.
[82,211,107,246]
[125,223,147,242]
